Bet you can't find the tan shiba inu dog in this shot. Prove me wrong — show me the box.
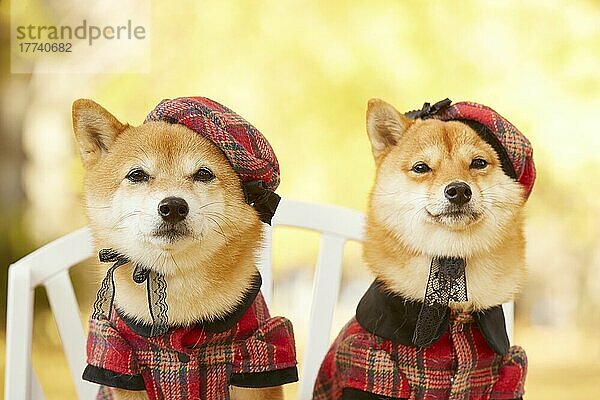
[73,98,296,400]
[313,98,534,400]
[364,98,527,310]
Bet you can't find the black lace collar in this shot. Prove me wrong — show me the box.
[116,273,262,337]
[355,280,510,355]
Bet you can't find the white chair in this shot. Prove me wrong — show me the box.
[4,198,514,400]
[264,200,365,400]
[5,227,98,400]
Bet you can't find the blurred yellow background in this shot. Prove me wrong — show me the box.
[1,0,600,398]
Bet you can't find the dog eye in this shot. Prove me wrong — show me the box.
[126,168,150,183]
[470,158,488,170]
[411,162,432,174]
[193,167,215,182]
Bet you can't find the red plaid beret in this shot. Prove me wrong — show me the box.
[407,99,536,199]
[145,96,280,191]
[145,97,281,224]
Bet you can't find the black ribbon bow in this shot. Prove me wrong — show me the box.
[413,256,468,348]
[243,180,281,225]
[405,98,452,120]
[92,249,169,336]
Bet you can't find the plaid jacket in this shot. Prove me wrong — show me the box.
[313,281,527,400]
[83,285,297,400]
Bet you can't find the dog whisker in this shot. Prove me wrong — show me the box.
[204,215,227,239]
[109,211,143,230]
[374,190,429,199]
[203,212,238,232]
[197,201,226,211]
[169,253,184,275]
[210,228,227,239]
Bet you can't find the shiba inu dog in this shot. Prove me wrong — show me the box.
[73,97,297,400]
[313,99,535,400]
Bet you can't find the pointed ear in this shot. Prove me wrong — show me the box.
[72,99,127,166]
[366,98,413,162]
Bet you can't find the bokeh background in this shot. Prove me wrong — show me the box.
[1,0,600,398]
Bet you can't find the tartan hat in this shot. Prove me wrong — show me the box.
[145,96,281,224]
[406,99,536,199]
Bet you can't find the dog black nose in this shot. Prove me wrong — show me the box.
[158,197,189,223]
[444,182,472,205]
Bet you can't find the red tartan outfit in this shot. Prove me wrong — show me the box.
[83,288,298,400]
[313,281,527,400]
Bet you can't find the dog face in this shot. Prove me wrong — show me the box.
[72,99,260,276]
[366,99,525,257]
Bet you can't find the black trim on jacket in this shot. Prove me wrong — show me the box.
[82,365,145,391]
[115,273,263,337]
[355,280,510,355]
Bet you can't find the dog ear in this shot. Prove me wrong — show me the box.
[366,99,413,162]
[72,99,127,166]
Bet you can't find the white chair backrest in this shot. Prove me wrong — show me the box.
[260,199,365,400]
[4,197,514,400]
[5,228,97,400]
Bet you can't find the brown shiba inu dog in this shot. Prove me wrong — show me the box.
[364,99,528,311]
[73,98,297,400]
[313,99,534,400]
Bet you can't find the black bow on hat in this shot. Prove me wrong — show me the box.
[405,98,452,120]
[243,180,281,225]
